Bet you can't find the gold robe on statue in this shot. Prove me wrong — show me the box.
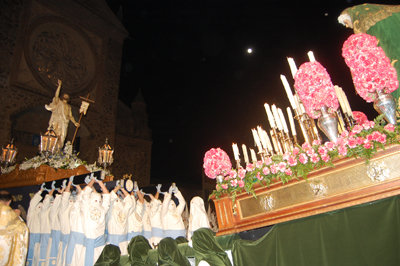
[0,204,29,266]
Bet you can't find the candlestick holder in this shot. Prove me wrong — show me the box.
[259,150,268,162]
[335,110,346,134]
[272,128,284,154]
[294,112,310,145]
[309,118,322,142]
[343,113,356,129]
[283,132,294,152]
[292,135,298,146]
[236,159,241,170]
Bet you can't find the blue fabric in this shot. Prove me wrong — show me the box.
[26,233,40,266]
[164,229,186,239]
[84,234,106,266]
[59,233,70,266]
[128,231,141,241]
[65,231,85,266]
[151,227,164,238]
[48,230,61,265]
[143,230,152,240]
[107,233,127,246]
[38,233,50,265]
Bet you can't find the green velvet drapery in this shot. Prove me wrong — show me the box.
[232,195,400,266]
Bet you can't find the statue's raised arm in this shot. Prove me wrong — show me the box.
[44,79,80,149]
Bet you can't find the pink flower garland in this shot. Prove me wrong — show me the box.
[342,33,399,102]
[294,61,339,119]
[203,148,232,179]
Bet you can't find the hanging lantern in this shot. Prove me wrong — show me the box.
[40,127,58,157]
[98,138,114,169]
[1,139,18,167]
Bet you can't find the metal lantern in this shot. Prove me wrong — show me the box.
[98,138,114,169]
[40,127,59,157]
[1,139,17,167]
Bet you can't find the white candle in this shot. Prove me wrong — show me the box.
[232,143,240,161]
[262,129,273,153]
[251,129,263,153]
[334,85,346,114]
[307,51,316,62]
[280,74,297,111]
[242,144,250,165]
[278,108,289,133]
[342,90,353,118]
[299,101,306,115]
[257,126,268,151]
[287,57,298,79]
[250,148,257,163]
[293,94,303,115]
[264,103,276,129]
[287,107,297,136]
[272,104,283,131]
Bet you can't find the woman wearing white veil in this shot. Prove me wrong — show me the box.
[187,196,210,241]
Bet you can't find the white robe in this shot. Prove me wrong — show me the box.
[56,191,73,266]
[187,196,210,241]
[106,191,133,255]
[65,191,84,266]
[38,194,52,265]
[142,201,152,242]
[161,191,186,239]
[149,198,163,246]
[127,195,143,240]
[46,193,62,265]
[26,190,43,266]
[81,187,110,265]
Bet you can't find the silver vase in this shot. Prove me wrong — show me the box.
[373,91,397,125]
[317,106,338,143]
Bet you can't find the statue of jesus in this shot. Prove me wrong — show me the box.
[45,79,80,149]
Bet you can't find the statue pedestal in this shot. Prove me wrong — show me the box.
[212,144,400,236]
[0,164,113,188]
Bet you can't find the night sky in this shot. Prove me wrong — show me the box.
[106,0,397,185]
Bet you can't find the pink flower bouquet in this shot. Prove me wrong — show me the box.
[342,33,399,102]
[203,148,232,179]
[294,61,339,119]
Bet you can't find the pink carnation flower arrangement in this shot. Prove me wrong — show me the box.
[294,61,339,119]
[342,33,399,102]
[352,111,368,125]
[205,117,399,200]
[203,148,232,179]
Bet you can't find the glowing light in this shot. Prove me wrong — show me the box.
[247,48,253,54]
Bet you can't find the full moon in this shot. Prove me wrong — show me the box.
[247,48,253,54]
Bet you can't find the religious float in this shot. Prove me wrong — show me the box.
[205,33,400,236]
[0,80,115,189]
